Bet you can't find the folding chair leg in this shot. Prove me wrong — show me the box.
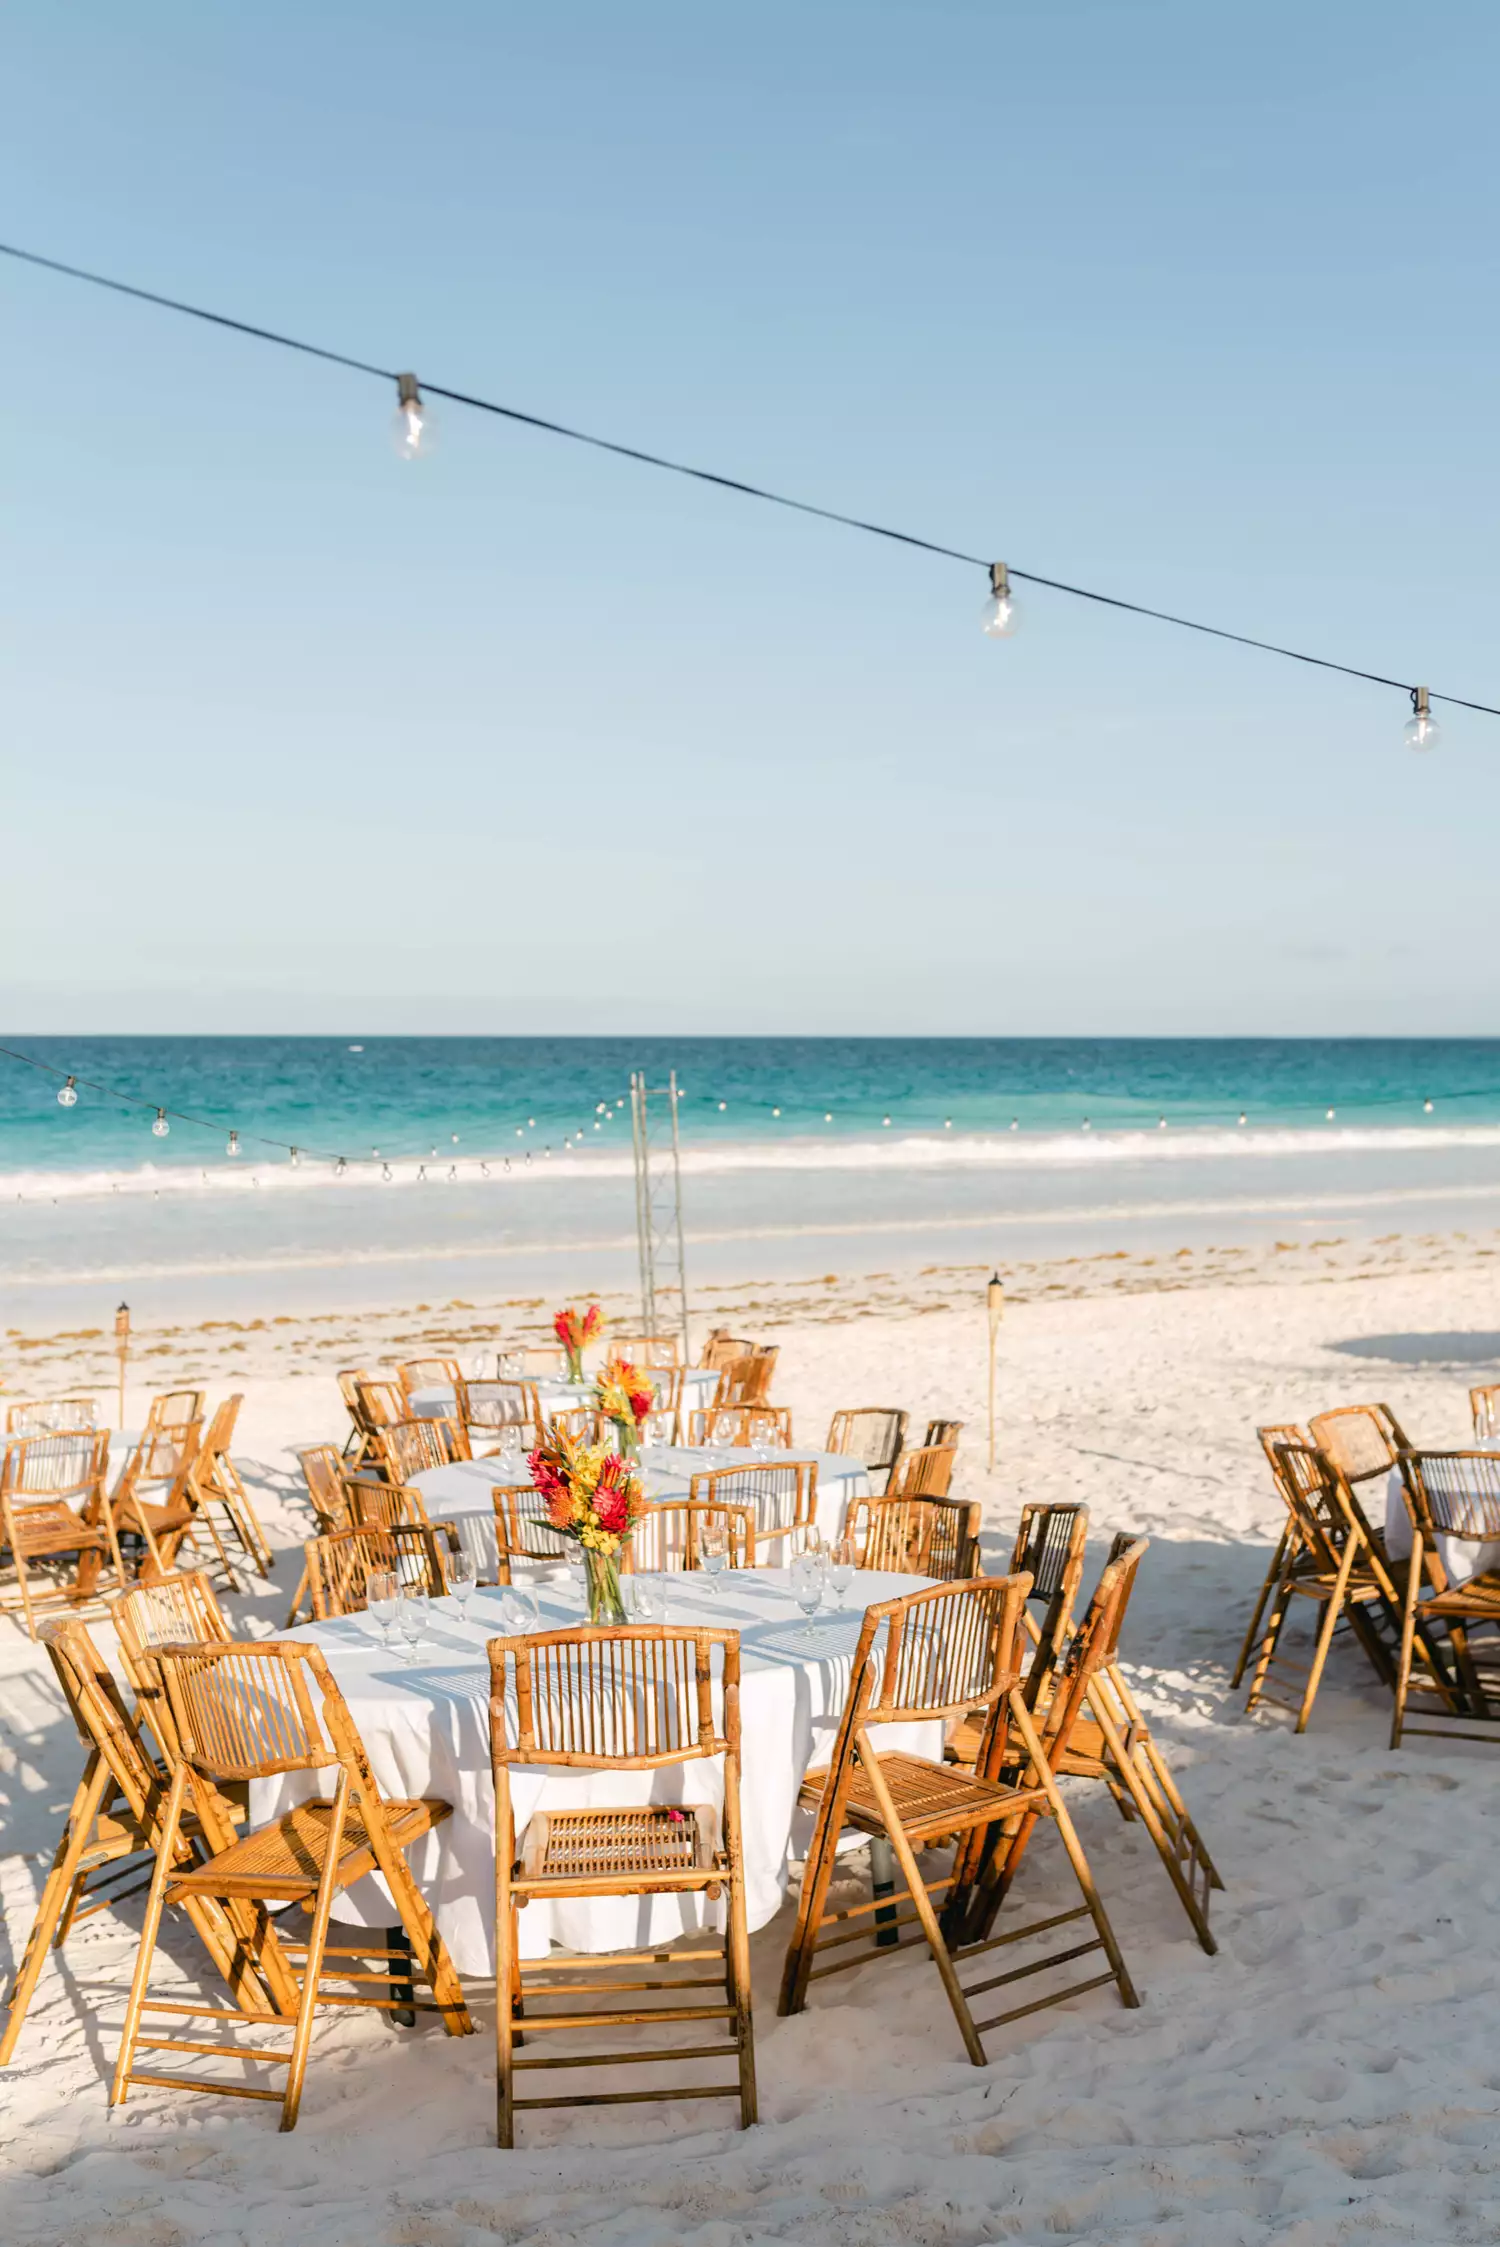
[1085,1684,1217,1954]
[1244,1570,1295,1711]
[111,1764,189,2107]
[1230,1526,1291,1688]
[1392,1540,1422,1749]
[719,1754,758,2126]
[777,1762,854,2019]
[0,1754,112,2065]
[280,1772,349,2130]
[359,1785,471,2036]
[858,1749,986,2066]
[284,1564,312,1628]
[1298,1549,1358,1732]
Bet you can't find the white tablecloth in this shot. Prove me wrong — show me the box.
[410,1367,722,1425]
[1385,1462,1500,1585]
[414,1447,871,1580]
[253,1568,936,1972]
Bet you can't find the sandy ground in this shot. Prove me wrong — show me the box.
[3,1238,1500,2244]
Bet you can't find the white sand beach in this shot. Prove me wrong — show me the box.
[4,1234,1500,2245]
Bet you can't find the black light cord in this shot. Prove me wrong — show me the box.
[4,237,1498,720]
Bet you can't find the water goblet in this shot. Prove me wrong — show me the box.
[625,1574,659,1623]
[397,1583,430,1662]
[365,1567,399,1648]
[698,1521,728,1596]
[447,1549,477,1621]
[790,1552,822,1641]
[829,1533,856,1610]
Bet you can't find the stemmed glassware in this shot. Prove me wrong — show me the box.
[447,1549,477,1621]
[366,1567,399,1648]
[625,1574,660,1623]
[697,1521,728,1596]
[828,1533,856,1609]
[789,1551,824,1640]
[397,1582,430,1663]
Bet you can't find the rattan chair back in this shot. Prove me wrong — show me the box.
[398,1357,463,1398]
[378,1415,470,1480]
[5,1397,99,1433]
[1308,1403,1411,1486]
[851,1494,981,1580]
[688,1459,816,1557]
[922,1419,965,1449]
[886,1443,958,1500]
[492,1483,574,1574]
[825,1408,909,1477]
[1,1430,123,1637]
[304,1523,452,1617]
[631,1498,758,1571]
[457,1376,540,1443]
[490,1622,738,1768]
[297,1445,349,1533]
[1470,1385,1500,1443]
[699,1331,755,1372]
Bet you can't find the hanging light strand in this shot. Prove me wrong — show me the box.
[1,238,1496,731]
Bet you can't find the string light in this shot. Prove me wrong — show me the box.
[289,1146,301,1166]
[1404,687,1440,752]
[381,1161,393,1181]
[982,562,1018,639]
[1238,1112,1247,1125]
[392,372,432,460]
[226,1130,240,1156]
[335,1156,347,1175]
[57,1076,78,1107]
[1424,1098,1434,1113]
[152,1109,170,1138]
[0,241,1493,745]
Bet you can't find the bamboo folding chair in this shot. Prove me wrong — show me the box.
[492,1485,575,1582]
[687,1405,793,1448]
[0,1617,276,2069]
[1470,1386,1500,1444]
[336,1369,382,1463]
[111,1417,244,1590]
[304,1524,455,1617]
[1391,1450,1500,1747]
[922,1419,965,1450]
[1307,1405,1413,1512]
[630,1499,759,1572]
[687,1459,816,1563]
[699,1331,755,1372]
[1244,1441,1426,1731]
[611,1334,682,1369]
[778,1573,1139,2061]
[945,1502,1089,1768]
[885,1444,959,1502]
[376,1415,472,1481]
[354,1378,407,1441]
[397,1357,464,1401]
[826,1409,909,1493]
[514,1345,570,1378]
[144,1389,206,1442]
[547,1406,599,1443]
[456,1377,542,1452]
[110,1568,235,1772]
[188,1396,274,1578]
[1229,1426,1310,1689]
[1,1430,127,1639]
[283,1448,351,1626]
[1027,1531,1225,1954]
[489,1624,756,2147]
[714,1349,778,1409]
[6,1397,100,1433]
[848,1494,981,1580]
[111,1640,472,2128]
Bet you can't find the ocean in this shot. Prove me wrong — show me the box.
[5,1035,1500,1321]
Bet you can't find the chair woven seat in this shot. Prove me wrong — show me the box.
[170,1794,449,1899]
[519,1804,718,1883]
[8,1501,113,1558]
[800,1749,1046,1840]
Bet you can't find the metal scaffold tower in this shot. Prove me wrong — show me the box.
[629,1068,691,1358]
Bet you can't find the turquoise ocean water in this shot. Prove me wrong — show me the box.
[4,1036,1500,1319]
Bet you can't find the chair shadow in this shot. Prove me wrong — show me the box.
[1327,1332,1500,1368]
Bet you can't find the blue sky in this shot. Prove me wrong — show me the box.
[5,0,1498,1036]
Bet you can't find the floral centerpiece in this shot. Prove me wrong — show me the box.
[527,1424,646,1624]
[553,1301,604,1383]
[595,1355,655,1460]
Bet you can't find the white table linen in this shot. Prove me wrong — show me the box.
[1385,1460,1500,1585]
[252,1568,937,1973]
[410,1367,722,1425]
[413,1447,871,1580]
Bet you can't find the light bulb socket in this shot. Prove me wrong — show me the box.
[989,562,1011,601]
[1411,686,1431,721]
[227,1130,240,1156]
[396,371,422,410]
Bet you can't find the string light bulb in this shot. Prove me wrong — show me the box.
[1424,1098,1434,1113]
[57,1076,78,1107]
[227,1130,240,1157]
[152,1108,170,1138]
[381,1161,393,1181]
[289,1146,300,1167]
[392,372,433,460]
[335,1156,347,1176]
[982,561,1019,639]
[1403,686,1439,752]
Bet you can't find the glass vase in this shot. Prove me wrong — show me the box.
[564,1344,585,1383]
[584,1546,627,1626]
[613,1418,640,1462]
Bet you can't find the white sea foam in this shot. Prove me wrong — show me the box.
[7,1120,1500,1205]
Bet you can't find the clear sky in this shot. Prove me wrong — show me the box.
[4,0,1498,1038]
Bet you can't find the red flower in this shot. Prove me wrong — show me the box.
[595,1484,631,1536]
[553,1308,573,1347]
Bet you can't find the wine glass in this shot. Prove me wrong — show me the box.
[502,1581,540,1634]
[790,1551,822,1640]
[447,1549,477,1621]
[497,1423,523,1468]
[365,1567,399,1647]
[829,1533,856,1610]
[498,1350,523,1379]
[397,1583,430,1662]
[698,1521,728,1597]
[626,1573,659,1623]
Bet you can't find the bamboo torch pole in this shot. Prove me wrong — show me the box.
[115,1302,131,1426]
[986,1272,1004,1472]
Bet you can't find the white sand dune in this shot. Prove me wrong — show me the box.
[4,1247,1500,2243]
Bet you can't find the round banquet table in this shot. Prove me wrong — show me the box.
[412,1447,871,1581]
[253,1568,938,1973]
[409,1366,722,1425]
